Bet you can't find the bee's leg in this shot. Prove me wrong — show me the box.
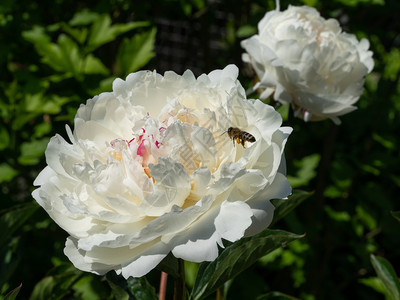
[241,139,246,148]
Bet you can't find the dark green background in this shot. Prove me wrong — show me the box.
[1,0,399,299]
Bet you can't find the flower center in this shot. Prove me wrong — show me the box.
[107,101,223,182]
[108,115,168,182]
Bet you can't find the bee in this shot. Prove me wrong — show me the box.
[227,127,256,148]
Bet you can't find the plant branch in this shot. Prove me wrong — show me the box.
[159,272,168,300]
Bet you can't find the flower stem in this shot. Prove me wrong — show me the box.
[173,259,186,300]
[159,272,168,300]
[216,287,223,300]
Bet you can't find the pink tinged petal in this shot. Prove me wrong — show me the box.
[136,139,150,164]
[215,201,253,242]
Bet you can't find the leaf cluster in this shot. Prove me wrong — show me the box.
[1,0,400,299]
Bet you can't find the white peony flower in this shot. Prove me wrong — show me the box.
[32,65,292,278]
[241,5,374,124]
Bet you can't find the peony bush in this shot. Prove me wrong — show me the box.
[241,5,374,124]
[32,65,292,278]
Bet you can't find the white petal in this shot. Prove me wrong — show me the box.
[141,157,191,216]
[172,232,221,262]
[215,200,253,242]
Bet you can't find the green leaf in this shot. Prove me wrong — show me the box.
[87,15,149,51]
[0,202,38,248]
[185,261,200,288]
[29,264,83,300]
[287,154,320,188]
[60,23,88,45]
[257,291,300,299]
[28,33,81,75]
[370,254,400,300]
[301,0,319,7]
[22,26,51,45]
[105,272,156,300]
[33,122,52,139]
[82,54,109,75]
[69,10,100,26]
[359,277,388,297]
[276,104,290,121]
[3,283,22,300]
[372,133,396,150]
[42,95,71,114]
[55,34,81,75]
[0,247,21,297]
[384,48,400,80]
[0,126,10,150]
[271,190,313,226]
[356,205,377,230]
[126,277,157,300]
[156,252,180,278]
[72,275,109,300]
[116,27,156,76]
[18,138,49,165]
[0,163,18,183]
[105,272,130,300]
[236,25,257,38]
[325,206,351,222]
[391,211,400,222]
[87,76,116,95]
[191,229,304,300]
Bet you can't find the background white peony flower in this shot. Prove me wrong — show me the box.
[32,65,292,278]
[241,5,374,124]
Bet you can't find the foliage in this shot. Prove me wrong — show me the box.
[191,230,304,300]
[370,254,400,299]
[1,0,399,299]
